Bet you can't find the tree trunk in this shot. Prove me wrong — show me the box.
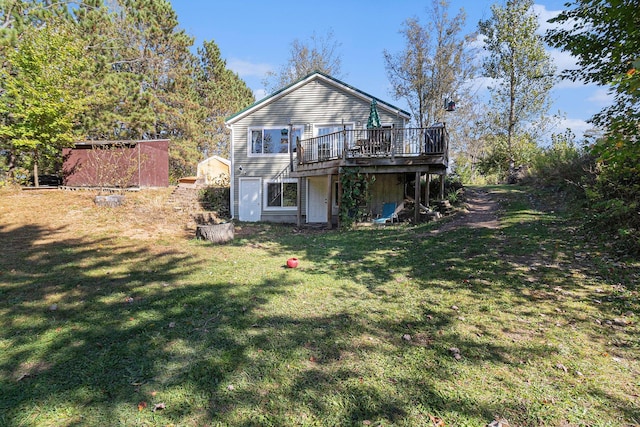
[7,151,16,179]
[196,222,234,243]
[508,57,517,183]
[33,158,39,188]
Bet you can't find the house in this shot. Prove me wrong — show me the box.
[224,71,448,227]
[62,139,169,188]
[196,155,230,186]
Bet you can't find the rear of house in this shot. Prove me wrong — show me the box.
[225,71,448,226]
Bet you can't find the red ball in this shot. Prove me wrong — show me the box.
[287,257,299,268]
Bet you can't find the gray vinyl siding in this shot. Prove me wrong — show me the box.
[229,77,407,222]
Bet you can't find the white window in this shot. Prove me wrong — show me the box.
[249,126,303,155]
[264,179,297,209]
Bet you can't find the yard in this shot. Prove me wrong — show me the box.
[0,186,638,426]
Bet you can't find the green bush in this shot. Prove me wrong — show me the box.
[526,130,638,256]
[198,186,230,218]
[529,132,593,190]
[339,168,375,229]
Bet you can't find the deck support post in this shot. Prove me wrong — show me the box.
[425,172,431,207]
[440,173,446,200]
[414,171,421,224]
[337,172,343,229]
[326,174,333,229]
[297,177,303,227]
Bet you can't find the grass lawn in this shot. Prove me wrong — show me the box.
[0,186,638,426]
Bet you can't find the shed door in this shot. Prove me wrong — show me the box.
[239,178,261,222]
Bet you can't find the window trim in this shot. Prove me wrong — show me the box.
[313,123,354,137]
[263,178,298,211]
[247,125,303,157]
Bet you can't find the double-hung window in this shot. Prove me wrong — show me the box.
[265,179,297,209]
[249,126,303,155]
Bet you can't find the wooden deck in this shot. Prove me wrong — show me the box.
[291,125,448,177]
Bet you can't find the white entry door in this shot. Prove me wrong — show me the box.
[239,178,261,222]
[307,177,327,223]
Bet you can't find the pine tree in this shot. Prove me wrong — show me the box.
[2,0,255,182]
[197,40,254,158]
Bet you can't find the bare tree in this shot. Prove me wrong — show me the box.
[262,29,343,93]
[83,142,143,194]
[383,0,476,128]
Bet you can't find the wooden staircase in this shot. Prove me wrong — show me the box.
[167,183,213,212]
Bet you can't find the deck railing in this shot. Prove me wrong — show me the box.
[297,126,448,164]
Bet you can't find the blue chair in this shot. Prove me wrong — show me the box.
[373,202,398,224]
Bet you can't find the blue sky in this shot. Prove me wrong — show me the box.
[170,0,612,140]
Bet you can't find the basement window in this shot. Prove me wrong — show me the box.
[265,180,297,209]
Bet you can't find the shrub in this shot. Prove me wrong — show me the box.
[526,131,595,203]
[198,186,230,218]
[339,168,375,229]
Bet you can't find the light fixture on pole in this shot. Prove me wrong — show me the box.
[445,99,456,112]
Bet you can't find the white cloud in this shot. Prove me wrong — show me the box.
[548,49,577,73]
[557,117,592,138]
[468,33,487,51]
[587,88,614,107]
[227,58,272,78]
[532,4,563,34]
[554,78,589,90]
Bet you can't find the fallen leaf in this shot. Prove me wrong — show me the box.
[429,413,445,426]
[152,402,166,412]
[487,419,510,427]
[137,401,147,411]
[402,334,412,341]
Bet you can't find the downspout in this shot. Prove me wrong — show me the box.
[226,123,235,219]
[288,121,293,173]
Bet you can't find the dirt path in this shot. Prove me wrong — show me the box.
[430,187,500,234]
